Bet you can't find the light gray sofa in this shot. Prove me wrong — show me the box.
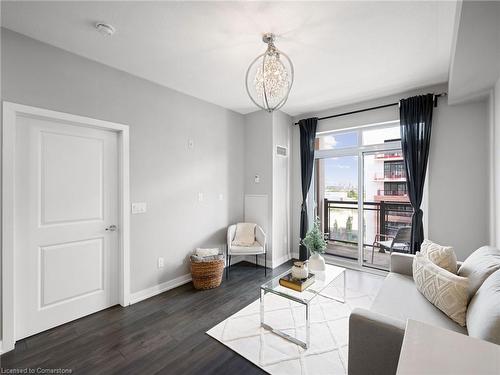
[348,250,500,375]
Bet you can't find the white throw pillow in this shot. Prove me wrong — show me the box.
[232,223,256,246]
[413,252,469,326]
[458,246,500,299]
[420,239,458,274]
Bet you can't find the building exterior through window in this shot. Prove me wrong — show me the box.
[314,123,413,271]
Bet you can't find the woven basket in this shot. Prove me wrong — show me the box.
[190,258,224,290]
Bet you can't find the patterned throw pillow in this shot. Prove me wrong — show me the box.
[413,252,469,326]
[420,239,458,274]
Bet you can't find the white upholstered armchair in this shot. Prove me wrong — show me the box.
[226,223,267,279]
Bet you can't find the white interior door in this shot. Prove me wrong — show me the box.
[14,114,119,340]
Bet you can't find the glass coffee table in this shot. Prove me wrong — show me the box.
[260,264,346,349]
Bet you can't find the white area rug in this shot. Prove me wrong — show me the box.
[207,270,384,374]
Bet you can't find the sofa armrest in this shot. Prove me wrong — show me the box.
[390,253,415,276]
[348,308,406,375]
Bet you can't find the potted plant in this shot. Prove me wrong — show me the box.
[301,217,327,271]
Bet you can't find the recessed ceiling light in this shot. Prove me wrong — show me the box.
[95,23,116,36]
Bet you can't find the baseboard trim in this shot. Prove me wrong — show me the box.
[129,273,192,305]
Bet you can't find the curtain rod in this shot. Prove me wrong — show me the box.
[294,92,447,125]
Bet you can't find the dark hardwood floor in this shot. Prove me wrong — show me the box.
[1,261,293,374]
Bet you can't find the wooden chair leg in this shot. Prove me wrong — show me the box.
[226,254,231,280]
[255,254,258,268]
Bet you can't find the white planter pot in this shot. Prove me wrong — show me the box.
[309,253,326,271]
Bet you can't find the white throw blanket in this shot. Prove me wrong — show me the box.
[195,248,220,257]
[232,222,256,246]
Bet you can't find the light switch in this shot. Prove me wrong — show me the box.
[131,202,147,214]
[198,192,204,202]
[218,193,224,201]
[188,139,194,149]
[254,175,260,184]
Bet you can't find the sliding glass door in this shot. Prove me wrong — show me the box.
[314,123,411,271]
[362,151,412,270]
[316,155,359,262]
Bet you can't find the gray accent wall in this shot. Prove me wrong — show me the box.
[291,84,491,261]
[1,28,245,302]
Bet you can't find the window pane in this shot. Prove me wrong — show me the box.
[315,155,359,262]
[316,131,358,150]
[362,124,401,146]
[363,152,411,271]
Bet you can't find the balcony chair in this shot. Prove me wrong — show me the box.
[371,226,411,263]
[226,223,267,279]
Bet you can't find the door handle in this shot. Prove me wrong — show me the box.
[105,225,117,232]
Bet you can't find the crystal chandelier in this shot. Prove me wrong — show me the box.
[245,33,294,112]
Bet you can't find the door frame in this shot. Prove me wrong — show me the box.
[2,102,131,352]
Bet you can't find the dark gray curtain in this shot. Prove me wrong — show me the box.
[298,118,318,260]
[399,94,434,253]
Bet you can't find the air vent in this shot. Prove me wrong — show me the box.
[276,145,287,157]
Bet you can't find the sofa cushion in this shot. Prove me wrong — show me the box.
[230,242,264,254]
[458,246,500,299]
[420,239,457,273]
[466,269,500,345]
[371,273,467,334]
[413,253,469,326]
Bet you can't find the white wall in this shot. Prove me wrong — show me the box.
[428,98,489,260]
[272,111,292,266]
[448,1,500,104]
[494,78,500,247]
[242,110,273,266]
[242,110,292,267]
[446,0,500,250]
[0,28,245,305]
[451,17,500,250]
[290,84,491,260]
[244,111,273,198]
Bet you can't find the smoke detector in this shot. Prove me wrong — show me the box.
[95,23,116,36]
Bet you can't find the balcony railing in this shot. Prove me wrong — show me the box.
[376,189,408,197]
[322,198,412,248]
[374,173,406,181]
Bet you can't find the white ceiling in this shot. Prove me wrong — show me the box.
[1,1,457,116]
